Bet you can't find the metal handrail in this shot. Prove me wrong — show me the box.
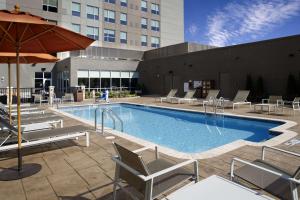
[95,107,124,134]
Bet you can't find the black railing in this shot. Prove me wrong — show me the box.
[0,88,34,104]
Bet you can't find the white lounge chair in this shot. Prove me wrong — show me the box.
[159,89,178,103]
[198,89,220,107]
[223,90,251,110]
[171,90,197,104]
[0,116,90,152]
[112,143,199,200]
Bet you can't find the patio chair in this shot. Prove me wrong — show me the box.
[198,89,220,107]
[230,146,300,200]
[222,90,251,110]
[33,94,49,105]
[292,97,300,115]
[111,143,199,200]
[159,89,178,103]
[171,90,197,104]
[62,93,74,103]
[0,116,90,152]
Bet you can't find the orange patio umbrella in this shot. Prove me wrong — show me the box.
[0,53,58,124]
[0,5,94,171]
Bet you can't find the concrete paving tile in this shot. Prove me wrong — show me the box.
[88,184,114,200]
[22,176,58,200]
[77,166,112,187]
[87,151,111,165]
[99,158,115,173]
[0,180,26,200]
[43,156,75,175]
[47,171,89,197]
[65,153,98,171]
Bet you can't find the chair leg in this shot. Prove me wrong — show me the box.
[290,182,299,200]
[144,179,153,200]
[113,165,120,200]
[86,132,90,147]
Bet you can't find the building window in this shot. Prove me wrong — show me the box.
[87,5,99,20]
[72,23,81,33]
[72,2,81,17]
[120,13,127,25]
[141,35,147,46]
[104,0,116,4]
[104,29,115,42]
[151,37,160,48]
[141,18,147,29]
[87,26,99,40]
[43,0,58,12]
[104,10,115,23]
[35,72,52,93]
[120,32,127,44]
[141,0,147,12]
[151,3,160,15]
[120,0,127,7]
[151,20,160,32]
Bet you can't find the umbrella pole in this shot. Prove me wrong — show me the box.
[16,46,22,171]
[8,61,12,124]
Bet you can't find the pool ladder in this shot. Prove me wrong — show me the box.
[95,108,124,134]
[204,97,225,115]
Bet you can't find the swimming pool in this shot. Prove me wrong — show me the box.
[60,103,284,154]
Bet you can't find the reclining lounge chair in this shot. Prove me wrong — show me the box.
[0,116,90,152]
[112,143,199,200]
[198,89,220,107]
[171,90,197,104]
[159,89,178,103]
[222,90,251,110]
[231,146,300,200]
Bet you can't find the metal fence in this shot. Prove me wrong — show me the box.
[0,88,34,104]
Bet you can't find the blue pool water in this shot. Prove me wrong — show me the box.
[60,104,283,153]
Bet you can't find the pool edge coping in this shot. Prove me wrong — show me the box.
[51,102,298,160]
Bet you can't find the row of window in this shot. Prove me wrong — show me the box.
[71,3,160,32]
[43,0,160,15]
[73,24,160,47]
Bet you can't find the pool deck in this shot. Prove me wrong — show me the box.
[0,96,299,200]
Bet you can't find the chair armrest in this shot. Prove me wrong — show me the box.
[133,146,159,160]
[133,146,152,153]
[144,159,198,181]
[112,156,148,180]
[277,99,284,106]
[293,102,300,109]
[262,146,300,160]
[262,99,269,103]
[230,157,300,184]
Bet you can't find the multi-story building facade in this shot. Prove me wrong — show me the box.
[0,0,184,95]
[1,0,183,52]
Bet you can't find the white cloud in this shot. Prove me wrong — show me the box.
[188,23,199,36]
[206,0,300,47]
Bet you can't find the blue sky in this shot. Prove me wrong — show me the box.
[185,0,300,46]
